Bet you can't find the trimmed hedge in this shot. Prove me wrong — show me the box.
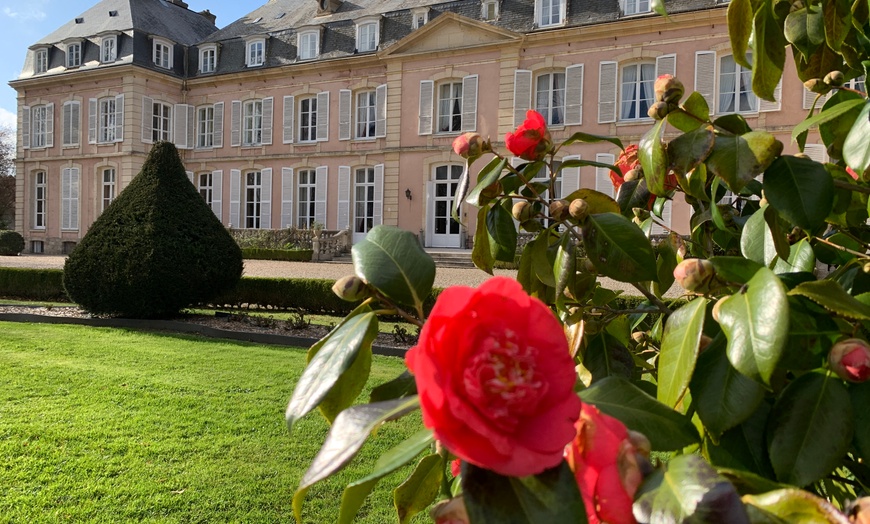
[0,231,25,256]
[0,268,66,301]
[241,248,313,262]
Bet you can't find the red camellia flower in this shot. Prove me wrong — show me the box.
[829,338,870,383]
[405,276,581,477]
[566,404,642,524]
[611,144,640,189]
[505,110,553,161]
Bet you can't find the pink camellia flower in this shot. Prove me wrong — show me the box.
[452,132,489,162]
[847,166,860,180]
[451,458,462,477]
[505,110,553,161]
[405,276,581,477]
[610,144,640,189]
[829,338,870,383]
[565,403,642,524]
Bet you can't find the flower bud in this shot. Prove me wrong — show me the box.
[631,331,646,344]
[847,497,870,524]
[828,338,870,383]
[804,78,832,94]
[623,168,641,182]
[653,74,685,104]
[673,258,720,294]
[451,132,490,162]
[824,70,845,87]
[512,201,536,222]
[549,199,571,222]
[569,198,590,221]
[332,275,369,302]
[628,430,651,458]
[648,100,670,120]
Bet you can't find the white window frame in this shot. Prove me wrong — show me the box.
[152,102,172,142]
[298,31,319,60]
[245,170,262,229]
[62,101,80,146]
[197,105,215,148]
[246,38,265,67]
[619,61,656,122]
[243,100,263,146]
[356,90,377,139]
[622,0,651,15]
[33,171,47,230]
[437,81,463,134]
[412,8,429,29]
[356,19,379,53]
[101,35,117,63]
[536,71,567,126]
[31,105,50,149]
[152,38,173,69]
[537,0,566,27]
[34,48,48,74]
[299,96,318,143]
[61,167,80,231]
[297,168,317,229]
[198,172,213,207]
[483,0,500,20]
[353,166,377,235]
[199,46,216,73]
[67,42,82,68]
[101,167,116,212]
[98,96,120,143]
[718,54,757,114]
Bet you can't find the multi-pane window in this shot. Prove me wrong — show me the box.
[849,75,866,93]
[299,97,318,142]
[297,169,317,228]
[536,72,566,126]
[198,172,213,206]
[153,40,172,69]
[247,40,264,66]
[620,62,655,120]
[719,54,756,113]
[483,0,499,20]
[67,43,81,68]
[152,102,171,142]
[99,97,118,143]
[539,0,564,27]
[101,168,116,212]
[101,36,117,63]
[33,171,47,229]
[245,171,262,228]
[197,106,215,148]
[35,49,48,73]
[357,22,378,52]
[438,82,463,133]
[31,105,50,148]
[243,100,263,146]
[356,91,377,139]
[200,47,216,73]
[623,0,651,14]
[299,32,318,60]
[63,101,80,146]
[433,165,463,237]
[61,168,79,230]
[354,167,375,234]
[412,9,428,28]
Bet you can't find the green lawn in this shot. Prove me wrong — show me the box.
[0,322,426,523]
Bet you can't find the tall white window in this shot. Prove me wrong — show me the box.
[67,43,81,68]
[153,40,172,69]
[61,167,80,231]
[719,54,757,113]
[438,82,463,133]
[299,97,317,142]
[197,106,215,148]
[152,102,171,142]
[98,97,120,143]
[245,171,262,228]
[620,62,655,120]
[63,101,80,146]
[623,0,651,14]
[33,171,47,229]
[101,36,117,63]
[538,0,565,27]
[850,75,866,93]
[35,49,48,73]
[356,21,379,52]
[483,0,499,20]
[200,47,216,73]
[247,39,265,67]
[536,72,566,126]
[354,167,376,235]
[102,168,116,212]
[297,169,317,228]
[198,172,213,206]
[31,105,50,148]
[298,31,319,60]
[356,91,376,139]
[243,100,263,146]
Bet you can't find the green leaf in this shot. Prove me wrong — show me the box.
[466,157,507,206]
[772,239,816,274]
[318,341,372,423]
[852,382,870,461]
[338,429,434,524]
[707,132,783,193]
[353,226,435,308]
[669,126,716,178]
[286,305,378,432]
[762,156,835,230]
[767,372,854,486]
[718,267,789,384]
[792,98,865,142]
[639,118,669,195]
[669,93,710,132]
[718,468,789,496]
[728,0,754,68]
[788,279,870,320]
[752,0,787,102]
[714,114,753,135]
[580,376,700,451]
[394,454,443,524]
[472,206,494,274]
[813,232,863,265]
[462,461,587,524]
[487,200,518,262]
[844,100,870,175]
[566,188,621,215]
[691,337,766,438]
[616,179,652,217]
[369,370,417,403]
[704,402,776,478]
[711,178,729,231]
[293,396,421,522]
[823,0,853,51]
[583,213,658,283]
[581,332,635,385]
[763,205,792,262]
[658,298,708,409]
[740,207,780,266]
[785,8,812,59]
[709,256,764,284]
[553,233,577,303]
[655,238,678,297]
[744,489,852,523]
[562,131,624,150]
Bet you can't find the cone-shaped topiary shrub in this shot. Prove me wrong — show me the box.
[0,230,25,255]
[63,141,243,318]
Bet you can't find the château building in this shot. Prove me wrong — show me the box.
[11,0,837,254]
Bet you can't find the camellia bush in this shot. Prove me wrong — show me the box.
[285,1,870,522]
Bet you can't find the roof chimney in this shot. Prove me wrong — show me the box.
[317,0,342,14]
[198,9,217,25]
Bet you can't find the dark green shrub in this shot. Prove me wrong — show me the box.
[241,248,313,262]
[0,268,65,300]
[63,142,243,318]
[0,231,25,256]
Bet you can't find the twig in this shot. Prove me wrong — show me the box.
[833,179,870,195]
[811,236,868,259]
[631,283,672,315]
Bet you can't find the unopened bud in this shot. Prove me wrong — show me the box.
[332,275,369,302]
[824,70,845,87]
[512,201,536,222]
[863,262,870,273]
[828,338,870,383]
[674,258,721,294]
[847,497,870,524]
[549,200,571,222]
[794,152,809,159]
[804,78,832,94]
[452,132,490,162]
[480,182,501,202]
[648,100,670,120]
[654,75,685,104]
[624,168,641,182]
[667,232,688,262]
[628,430,651,458]
[569,198,590,221]
[631,331,646,344]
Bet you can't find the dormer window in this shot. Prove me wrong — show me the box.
[537,0,566,27]
[246,38,265,67]
[298,30,319,60]
[356,18,380,53]
[412,8,429,29]
[482,0,499,20]
[101,35,117,63]
[66,42,82,68]
[622,0,651,15]
[152,38,173,69]
[34,48,48,73]
[199,45,217,73]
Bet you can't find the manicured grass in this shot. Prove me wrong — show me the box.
[0,322,427,523]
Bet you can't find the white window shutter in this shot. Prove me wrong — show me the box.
[45,103,54,148]
[461,74,479,132]
[62,103,72,146]
[694,51,716,115]
[230,100,241,147]
[61,168,71,229]
[598,61,618,124]
[142,96,154,143]
[22,106,30,149]
[560,155,581,198]
[114,94,124,142]
[418,80,434,135]
[373,164,384,226]
[337,165,351,230]
[71,168,80,230]
[261,97,274,145]
[338,89,352,141]
[260,168,272,229]
[88,99,97,144]
[281,167,294,228]
[315,165,328,227]
[173,104,190,149]
[187,104,195,147]
[375,84,387,138]
[71,101,81,146]
[655,54,677,78]
[759,78,782,112]
[565,64,584,126]
[229,169,241,228]
[803,143,829,163]
[595,153,616,198]
[211,170,223,220]
[186,171,194,184]
[513,70,532,127]
[282,95,294,144]
[213,102,224,148]
[316,91,329,142]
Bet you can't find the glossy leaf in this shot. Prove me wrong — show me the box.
[682,162,709,201]
[466,157,507,206]
[616,179,652,217]
[286,305,378,432]
[655,237,678,297]
[553,233,576,303]
[318,341,373,423]
[453,165,470,223]
[658,298,708,409]
[562,131,624,150]
[581,332,635,385]
[740,207,780,266]
[767,372,854,487]
[707,132,783,193]
[338,429,434,524]
[563,188,621,215]
[772,239,816,274]
[394,454,443,524]
[788,279,870,320]
[639,118,669,195]
[851,381,870,461]
[369,370,417,403]
[844,100,870,175]
[762,155,834,230]
[763,205,792,262]
[785,8,813,59]
[727,0,753,68]
[743,489,852,524]
[472,206,494,274]
[704,402,776,478]
[462,461,587,524]
[711,178,729,231]
[813,232,862,265]
[709,256,763,284]
[583,213,658,283]
[752,0,787,102]
[823,0,852,51]
[353,226,435,308]
[669,93,710,132]
[792,98,866,141]
[718,468,789,496]
[487,200,518,262]
[669,126,716,179]
[718,267,789,384]
[580,376,700,451]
